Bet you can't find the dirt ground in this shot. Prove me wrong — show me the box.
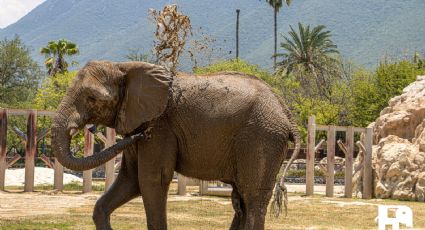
[0,184,339,219]
[1,185,424,229]
[0,190,235,218]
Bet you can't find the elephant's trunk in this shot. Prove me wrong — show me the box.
[51,97,144,171]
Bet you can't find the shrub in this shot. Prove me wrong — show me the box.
[193,59,275,86]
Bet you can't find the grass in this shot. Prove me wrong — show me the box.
[1,186,424,230]
[4,181,105,192]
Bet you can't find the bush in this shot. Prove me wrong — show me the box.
[193,59,275,86]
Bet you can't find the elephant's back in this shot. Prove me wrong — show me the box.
[168,72,290,180]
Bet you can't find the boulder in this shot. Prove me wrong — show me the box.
[317,156,345,175]
[289,159,306,170]
[373,76,425,144]
[355,76,425,201]
[374,135,425,201]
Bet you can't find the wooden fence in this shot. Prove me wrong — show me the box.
[1,110,374,198]
[307,116,373,199]
[0,108,119,192]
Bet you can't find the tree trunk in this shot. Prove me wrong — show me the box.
[236,9,240,59]
[273,8,277,70]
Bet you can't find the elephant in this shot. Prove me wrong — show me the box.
[51,61,301,230]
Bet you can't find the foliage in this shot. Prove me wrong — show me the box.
[347,68,379,127]
[0,36,43,157]
[277,23,339,71]
[34,71,77,111]
[193,59,275,86]
[265,0,292,68]
[265,0,292,13]
[277,23,338,75]
[347,58,425,127]
[0,36,43,108]
[1,0,424,71]
[40,39,79,76]
[374,60,425,112]
[33,71,85,157]
[150,4,192,73]
[125,49,155,63]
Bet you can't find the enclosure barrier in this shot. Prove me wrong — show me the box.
[177,174,232,196]
[0,108,119,192]
[307,116,373,199]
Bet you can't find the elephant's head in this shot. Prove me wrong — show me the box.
[51,61,173,171]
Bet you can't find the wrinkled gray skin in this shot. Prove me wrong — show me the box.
[51,61,300,230]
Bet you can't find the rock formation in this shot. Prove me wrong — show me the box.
[361,76,425,201]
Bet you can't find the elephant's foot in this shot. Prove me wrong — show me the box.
[230,186,244,230]
[93,203,112,230]
[92,153,141,230]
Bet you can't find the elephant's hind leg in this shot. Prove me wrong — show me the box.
[93,149,140,230]
[230,185,245,230]
[233,128,287,229]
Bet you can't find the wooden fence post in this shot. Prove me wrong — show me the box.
[345,127,354,198]
[200,181,209,195]
[0,109,7,191]
[306,116,316,196]
[104,128,116,191]
[24,110,36,192]
[363,127,373,199]
[326,126,336,197]
[177,174,187,195]
[83,126,94,193]
[54,160,63,191]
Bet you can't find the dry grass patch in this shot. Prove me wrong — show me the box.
[1,186,424,229]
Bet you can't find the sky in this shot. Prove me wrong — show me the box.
[0,0,46,28]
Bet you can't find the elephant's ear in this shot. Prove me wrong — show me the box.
[116,62,173,134]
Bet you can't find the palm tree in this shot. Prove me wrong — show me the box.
[277,23,338,100]
[266,0,292,69]
[40,39,79,76]
[277,23,338,77]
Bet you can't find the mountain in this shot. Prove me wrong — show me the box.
[1,0,424,71]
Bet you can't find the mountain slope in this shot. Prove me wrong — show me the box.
[1,0,424,70]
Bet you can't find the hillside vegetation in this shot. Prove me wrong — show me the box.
[0,0,424,70]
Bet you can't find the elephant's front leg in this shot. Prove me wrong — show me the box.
[139,169,173,230]
[137,123,177,230]
[93,149,140,230]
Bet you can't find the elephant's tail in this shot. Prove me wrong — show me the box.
[271,111,301,218]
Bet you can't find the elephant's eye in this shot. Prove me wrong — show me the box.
[87,95,96,102]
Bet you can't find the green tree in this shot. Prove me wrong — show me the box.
[40,39,79,76]
[265,0,292,69]
[277,23,339,99]
[34,71,77,110]
[374,60,425,113]
[34,71,84,157]
[277,23,339,74]
[193,59,275,86]
[347,68,378,127]
[0,36,42,108]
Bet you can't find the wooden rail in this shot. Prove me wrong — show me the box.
[177,174,232,197]
[306,116,373,199]
[0,108,120,193]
